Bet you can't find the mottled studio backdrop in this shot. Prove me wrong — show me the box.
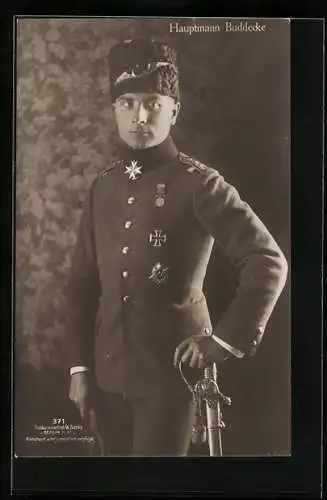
[15,18,290,456]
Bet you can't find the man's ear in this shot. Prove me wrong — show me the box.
[171,101,181,125]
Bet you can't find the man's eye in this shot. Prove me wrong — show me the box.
[148,101,161,110]
[116,99,134,109]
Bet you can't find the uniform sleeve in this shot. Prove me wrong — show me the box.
[65,180,101,371]
[193,171,288,356]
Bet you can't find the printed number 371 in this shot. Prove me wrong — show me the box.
[52,418,65,424]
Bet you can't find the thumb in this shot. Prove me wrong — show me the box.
[79,400,87,421]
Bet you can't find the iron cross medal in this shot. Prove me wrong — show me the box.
[125,160,142,180]
[149,229,167,247]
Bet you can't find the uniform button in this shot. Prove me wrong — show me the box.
[124,220,133,229]
[123,295,130,302]
[105,353,110,359]
[122,246,130,254]
[127,196,136,205]
[122,270,129,278]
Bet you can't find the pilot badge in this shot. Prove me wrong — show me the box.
[149,262,169,285]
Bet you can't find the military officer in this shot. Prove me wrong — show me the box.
[66,38,288,456]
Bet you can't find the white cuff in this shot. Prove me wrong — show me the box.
[211,335,245,359]
[70,366,89,375]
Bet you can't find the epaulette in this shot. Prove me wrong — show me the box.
[99,160,121,177]
[178,152,208,174]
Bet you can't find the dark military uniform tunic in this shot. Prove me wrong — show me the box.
[66,136,287,399]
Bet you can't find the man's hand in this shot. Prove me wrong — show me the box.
[69,372,90,420]
[173,334,229,369]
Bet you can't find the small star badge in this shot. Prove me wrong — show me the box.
[125,160,143,181]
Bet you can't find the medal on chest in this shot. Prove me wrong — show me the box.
[124,160,143,181]
[149,262,170,285]
[155,183,166,207]
[149,229,167,248]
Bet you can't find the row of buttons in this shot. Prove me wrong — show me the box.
[104,194,137,360]
[122,196,135,304]
[122,218,132,253]
[122,196,135,255]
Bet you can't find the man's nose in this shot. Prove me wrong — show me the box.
[134,103,148,124]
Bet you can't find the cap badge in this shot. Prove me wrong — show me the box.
[149,262,169,285]
[125,160,143,181]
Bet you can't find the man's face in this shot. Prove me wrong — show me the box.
[113,93,180,150]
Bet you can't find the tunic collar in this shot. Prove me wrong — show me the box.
[117,135,179,169]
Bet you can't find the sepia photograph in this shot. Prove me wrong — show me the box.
[14,16,290,458]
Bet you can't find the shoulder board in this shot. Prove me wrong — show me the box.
[178,152,208,174]
[99,160,121,177]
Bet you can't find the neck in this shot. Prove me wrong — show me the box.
[118,135,179,167]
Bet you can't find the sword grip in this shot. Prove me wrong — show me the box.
[206,400,223,456]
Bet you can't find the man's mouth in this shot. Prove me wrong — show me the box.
[130,129,151,135]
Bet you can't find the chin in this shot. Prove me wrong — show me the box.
[133,142,152,150]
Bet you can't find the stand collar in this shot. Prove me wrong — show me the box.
[117,135,179,168]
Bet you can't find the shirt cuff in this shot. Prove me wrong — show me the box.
[211,334,245,359]
[70,366,89,375]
